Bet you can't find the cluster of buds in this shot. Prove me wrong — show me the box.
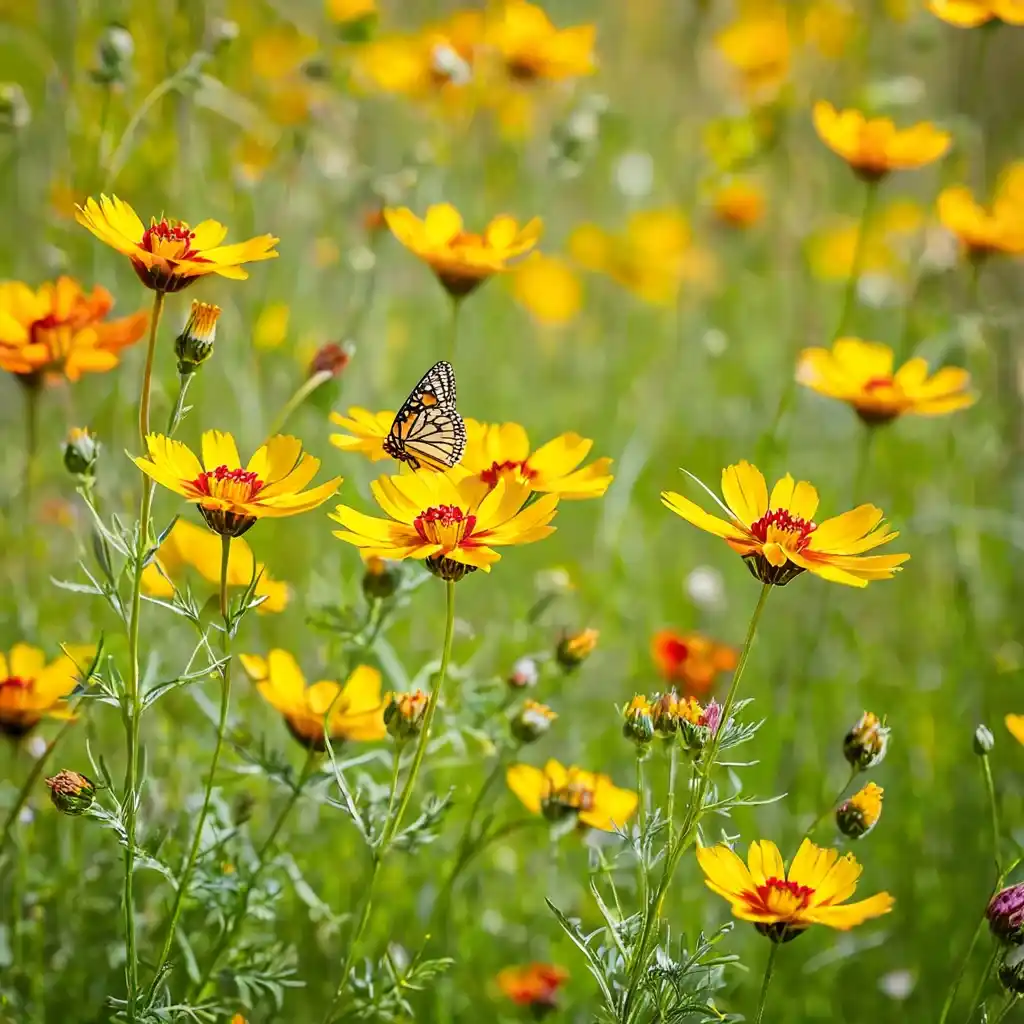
[63,427,100,481]
[175,300,221,376]
[555,628,598,671]
[362,555,400,601]
[843,711,890,771]
[622,695,655,745]
[511,700,557,744]
[507,656,540,690]
[384,689,428,741]
[988,883,1024,946]
[835,782,884,839]
[45,770,95,816]
[629,693,722,754]
[91,23,135,86]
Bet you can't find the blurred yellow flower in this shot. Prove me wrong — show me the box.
[938,184,1024,258]
[329,407,394,461]
[488,0,596,82]
[510,253,581,326]
[803,1,858,57]
[240,650,385,749]
[0,644,94,738]
[808,200,923,281]
[76,195,279,293]
[141,519,289,613]
[506,758,637,831]
[927,0,1024,25]
[385,203,542,298]
[797,338,976,424]
[710,178,767,229]
[697,838,894,941]
[134,431,341,538]
[662,460,909,588]
[813,101,951,180]
[330,467,558,580]
[714,6,791,106]
[0,276,147,382]
[462,420,613,500]
[327,0,376,22]
[1006,713,1024,744]
[253,302,291,350]
[569,209,717,306]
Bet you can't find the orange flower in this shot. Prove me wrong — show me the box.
[711,178,767,228]
[651,629,739,696]
[813,101,951,180]
[496,963,569,1009]
[0,277,147,382]
[0,644,95,738]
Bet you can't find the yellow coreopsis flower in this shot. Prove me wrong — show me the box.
[329,407,395,461]
[240,650,386,749]
[813,101,951,181]
[0,277,147,382]
[134,431,341,538]
[662,460,909,587]
[938,184,1024,259]
[75,195,279,293]
[808,200,924,282]
[141,519,289,613]
[1006,714,1024,744]
[510,253,582,327]
[327,0,376,23]
[697,838,894,942]
[0,644,95,738]
[330,467,558,581]
[384,203,542,298]
[797,338,976,424]
[462,419,613,500]
[927,0,1024,25]
[488,0,596,82]
[714,6,791,106]
[506,759,637,832]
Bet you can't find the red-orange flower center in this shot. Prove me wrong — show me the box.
[191,465,265,505]
[0,676,32,692]
[480,459,537,487]
[864,376,896,392]
[749,876,816,917]
[750,509,817,549]
[141,219,208,262]
[414,504,477,549]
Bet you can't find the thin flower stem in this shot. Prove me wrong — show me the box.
[753,943,779,1024]
[981,752,1003,878]
[122,288,166,1021]
[448,297,462,364]
[798,765,858,848]
[148,536,234,992]
[993,995,1021,1024]
[962,940,1000,1024]
[834,180,878,341]
[666,744,678,847]
[21,381,40,518]
[166,373,193,435]
[267,369,334,437]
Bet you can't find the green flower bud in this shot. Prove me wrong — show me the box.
[63,427,99,479]
[622,695,654,745]
[843,711,890,771]
[0,83,30,133]
[362,555,401,601]
[384,690,428,742]
[974,725,995,756]
[511,700,557,744]
[174,300,221,375]
[45,770,96,816]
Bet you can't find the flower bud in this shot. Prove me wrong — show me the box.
[507,656,540,690]
[45,770,96,816]
[511,700,557,744]
[843,711,890,771]
[309,342,352,379]
[988,884,1024,945]
[999,943,1024,995]
[974,725,995,756]
[836,782,883,839]
[174,300,221,375]
[0,83,30,133]
[63,427,99,479]
[209,18,240,52]
[362,555,400,600]
[384,690,428,741]
[91,24,134,85]
[701,699,723,736]
[651,692,681,736]
[623,695,655,745]
[555,628,598,671]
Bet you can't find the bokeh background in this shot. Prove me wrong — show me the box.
[1,0,1024,1021]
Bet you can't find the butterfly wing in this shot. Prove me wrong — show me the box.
[383,361,465,470]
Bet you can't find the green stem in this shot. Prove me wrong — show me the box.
[799,765,858,848]
[448,298,462,364]
[753,943,779,1024]
[166,373,193,435]
[21,381,39,518]
[981,752,1002,878]
[834,180,878,340]
[122,288,165,1021]
[993,995,1021,1024]
[962,941,1000,1024]
[147,535,233,992]
[666,744,677,847]
[267,369,334,437]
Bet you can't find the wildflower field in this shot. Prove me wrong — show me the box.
[3,0,1024,1021]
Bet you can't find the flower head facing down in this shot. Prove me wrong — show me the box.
[813,101,951,181]
[844,711,890,769]
[497,962,569,1012]
[651,629,739,696]
[45,769,96,816]
[330,467,558,579]
[462,419,613,501]
[0,644,94,738]
[384,203,542,298]
[697,837,894,943]
[488,0,595,83]
[75,195,279,292]
[797,338,976,425]
[240,650,385,750]
[506,758,637,832]
[134,431,341,538]
[927,0,1024,25]
[662,461,909,588]
[0,276,147,382]
[938,183,1024,260]
[836,782,884,839]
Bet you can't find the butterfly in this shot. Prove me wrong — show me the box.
[382,360,466,471]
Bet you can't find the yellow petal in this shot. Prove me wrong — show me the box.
[721,461,768,527]
[506,763,546,815]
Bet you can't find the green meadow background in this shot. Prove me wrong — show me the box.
[1,1,1023,1021]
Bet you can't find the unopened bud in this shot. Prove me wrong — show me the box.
[835,782,883,839]
[92,24,134,85]
[622,695,655,745]
[362,555,400,601]
[309,342,351,379]
[988,884,1024,946]
[511,700,557,744]
[555,628,598,671]
[45,770,95,816]
[63,427,99,478]
[174,300,221,375]
[507,656,539,690]
[651,692,680,736]
[209,18,239,51]
[0,83,30,133]
[843,711,890,771]
[974,725,995,755]
[384,690,428,741]
[999,943,1024,994]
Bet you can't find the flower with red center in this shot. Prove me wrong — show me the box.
[0,276,148,383]
[134,430,341,538]
[506,758,637,832]
[813,101,951,181]
[797,337,977,425]
[651,629,739,696]
[496,962,569,1012]
[662,460,909,587]
[0,643,95,738]
[75,194,279,292]
[462,419,613,500]
[330,466,558,581]
[697,837,894,943]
